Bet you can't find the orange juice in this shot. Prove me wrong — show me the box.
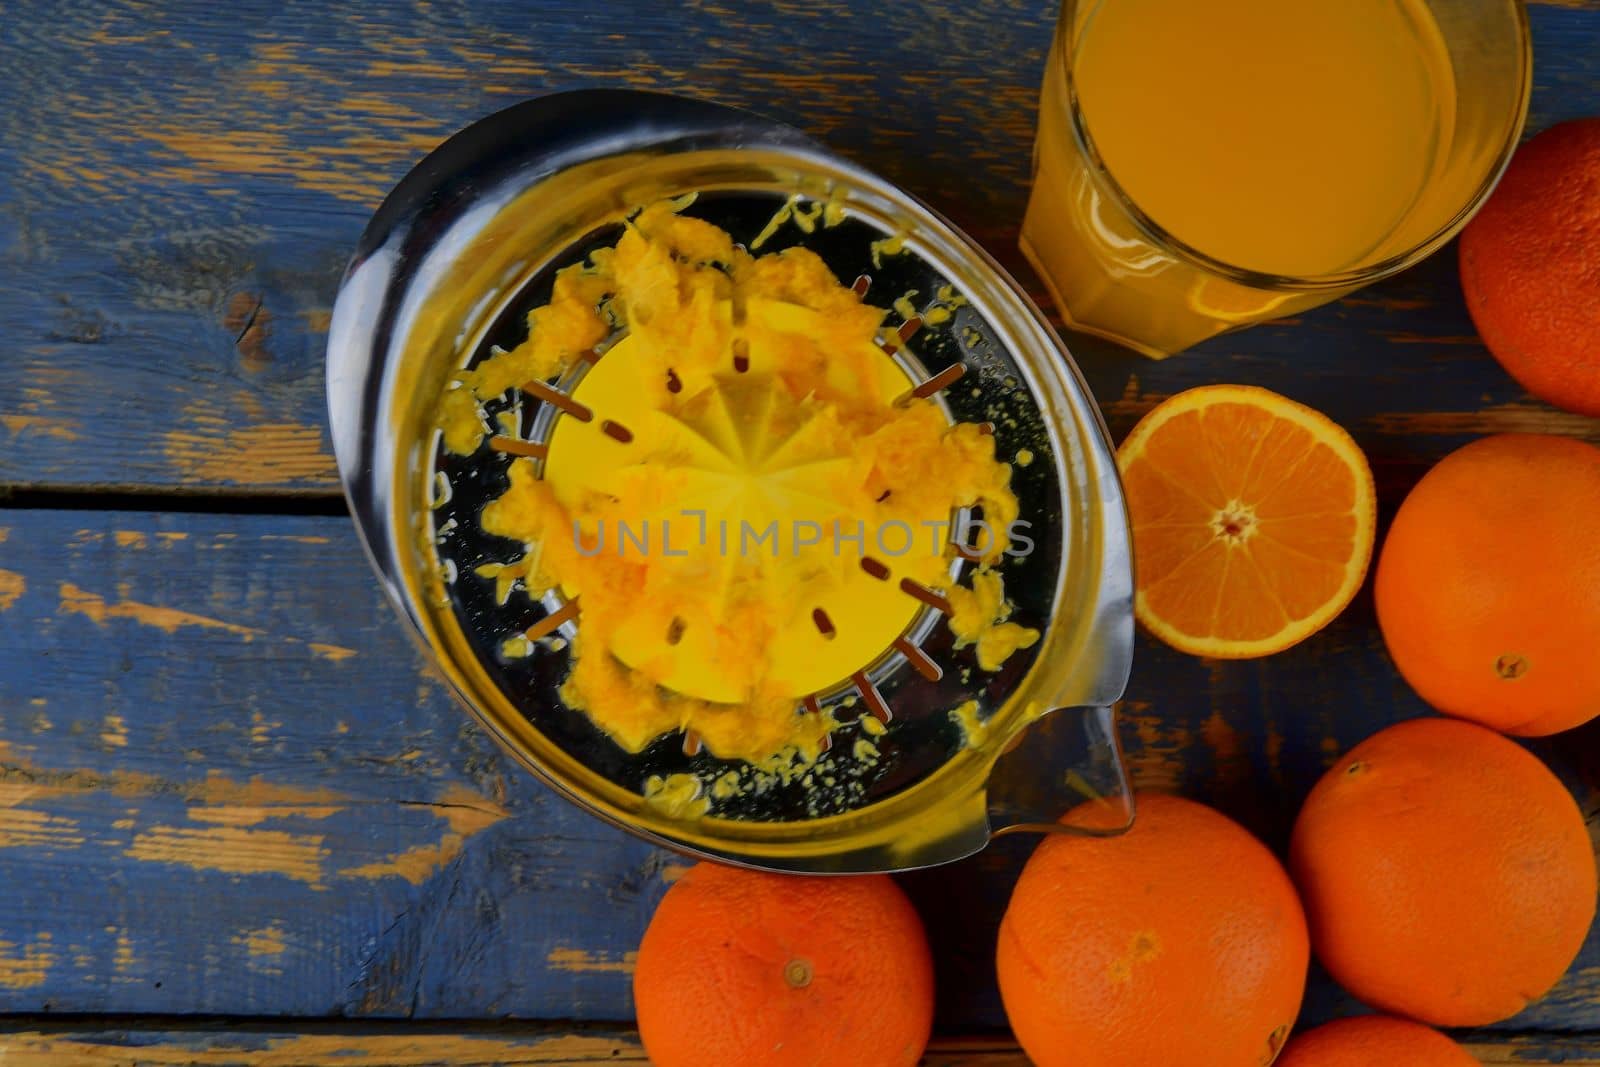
[1022,0,1463,356]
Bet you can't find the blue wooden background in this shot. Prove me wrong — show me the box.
[2,0,1600,1060]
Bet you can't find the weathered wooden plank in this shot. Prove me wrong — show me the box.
[1,2,1597,494]
[0,508,671,1019]
[0,1024,648,1066]
[1,506,1598,1031]
[0,1026,1592,1066]
[5,0,1600,1031]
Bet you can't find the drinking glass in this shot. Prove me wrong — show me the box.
[1020,0,1532,358]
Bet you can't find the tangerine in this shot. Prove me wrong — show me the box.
[1375,433,1600,735]
[998,793,1308,1067]
[1290,717,1596,1027]
[633,862,933,1067]
[1460,118,1600,416]
[1277,1016,1477,1067]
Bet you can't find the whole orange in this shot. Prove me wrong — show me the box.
[1460,118,1600,416]
[997,793,1309,1067]
[1277,1016,1477,1067]
[1375,433,1600,735]
[1290,717,1596,1027]
[633,862,933,1067]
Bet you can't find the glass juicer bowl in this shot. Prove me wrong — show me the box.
[326,89,1136,873]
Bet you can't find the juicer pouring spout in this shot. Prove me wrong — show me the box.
[977,383,1139,845]
[986,704,1136,839]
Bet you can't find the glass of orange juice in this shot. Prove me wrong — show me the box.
[1021,0,1532,359]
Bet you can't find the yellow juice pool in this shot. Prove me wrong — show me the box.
[1022,0,1462,356]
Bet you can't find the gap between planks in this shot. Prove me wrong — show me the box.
[0,1023,1590,1066]
[0,485,347,517]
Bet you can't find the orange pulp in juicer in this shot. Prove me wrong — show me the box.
[442,201,1037,764]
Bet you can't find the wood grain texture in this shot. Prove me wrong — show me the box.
[0,507,1598,1035]
[0,1,1597,495]
[4,0,1600,1055]
[0,1026,1594,1066]
[0,510,670,1020]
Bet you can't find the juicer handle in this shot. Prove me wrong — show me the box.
[985,704,1135,838]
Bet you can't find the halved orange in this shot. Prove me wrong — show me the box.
[1116,385,1376,658]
